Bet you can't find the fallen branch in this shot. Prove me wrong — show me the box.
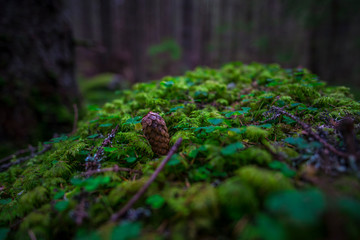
[80,164,142,177]
[0,145,52,172]
[270,106,349,158]
[111,137,183,222]
[0,145,36,165]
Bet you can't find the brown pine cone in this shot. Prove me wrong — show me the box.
[141,112,170,155]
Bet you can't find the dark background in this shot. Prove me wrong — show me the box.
[0,0,359,157]
[69,0,360,87]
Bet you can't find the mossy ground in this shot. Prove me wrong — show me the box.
[1,62,360,240]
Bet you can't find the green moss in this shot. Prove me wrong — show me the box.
[238,147,273,165]
[1,62,359,239]
[236,166,294,197]
[19,204,51,238]
[244,126,269,142]
[19,186,49,214]
[43,161,72,179]
[217,177,258,220]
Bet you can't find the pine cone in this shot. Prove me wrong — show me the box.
[141,112,170,155]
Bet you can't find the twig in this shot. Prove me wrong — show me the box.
[0,145,36,165]
[80,165,142,177]
[74,198,88,225]
[111,137,183,222]
[71,104,79,135]
[0,145,52,172]
[270,106,349,158]
[85,125,119,171]
[28,230,37,240]
[261,140,286,162]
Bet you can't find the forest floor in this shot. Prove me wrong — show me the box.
[1,62,360,240]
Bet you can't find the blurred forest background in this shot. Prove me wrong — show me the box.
[68,0,360,86]
[1,0,360,157]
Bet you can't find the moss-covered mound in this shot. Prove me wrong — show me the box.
[1,62,360,240]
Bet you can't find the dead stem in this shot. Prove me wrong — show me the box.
[111,137,183,222]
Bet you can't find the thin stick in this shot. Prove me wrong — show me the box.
[0,145,52,172]
[79,165,142,177]
[271,106,349,158]
[111,137,183,222]
[0,148,31,165]
[28,230,37,240]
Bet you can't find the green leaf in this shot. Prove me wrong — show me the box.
[54,200,69,211]
[228,128,246,134]
[189,148,200,158]
[54,191,65,200]
[88,105,101,111]
[85,176,111,191]
[75,229,101,240]
[190,166,211,181]
[124,116,142,125]
[290,103,301,107]
[194,126,218,133]
[194,90,208,98]
[307,107,318,112]
[0,228,10,240]
[0,198,11,205]
[276,100,285,107]
[256,214,286,240]
[87,134,100,139]
[161,80,174,88]
[49,135,68,143]
[69,135,80,141]
[126,156,137,163]
[167,154,181,166]
[266,189,325,225]
[257,123,272,128]
[89,119,99,123]
[104,147,117,152]
[283,137,321,150]
[80,150,90,155]
[111,221,141,240]
[70,176,111,192]
[337,197,360,221]
[282,116,296,125]
[146,194,165,209]
[224,107,251,117]
[70,178,84,186]
[99,123,113,127]
[208,118,224,125]
[169,106,184,113]
[284,137,307,147]
[268,161,296,177]
[221,142,245,156]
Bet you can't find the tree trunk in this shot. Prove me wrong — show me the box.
[0,0,80,154]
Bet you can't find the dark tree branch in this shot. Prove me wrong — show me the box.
[0,145,52,172]
[0,145,36,165]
